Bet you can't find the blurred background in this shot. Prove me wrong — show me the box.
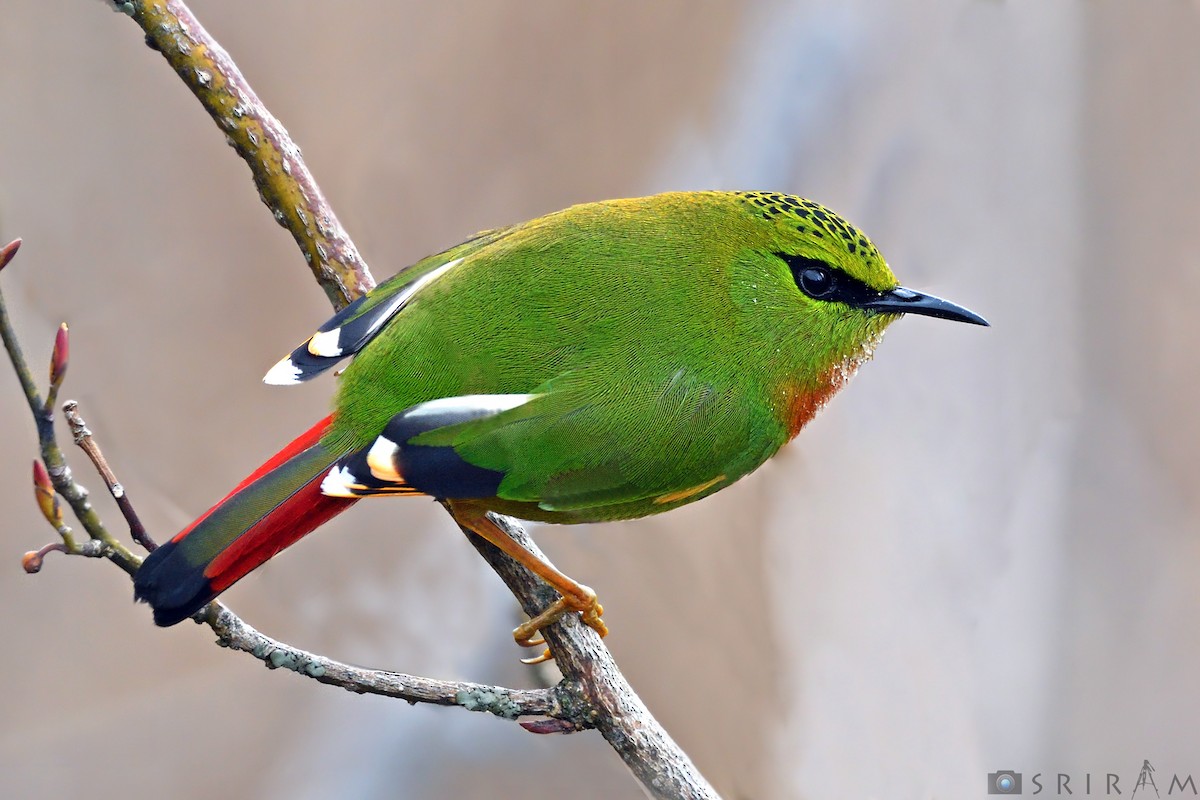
[2,1,1198,798]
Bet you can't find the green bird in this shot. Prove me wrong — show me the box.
[133,190,987,656]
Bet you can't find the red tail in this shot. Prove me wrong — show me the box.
[134,415,358,625]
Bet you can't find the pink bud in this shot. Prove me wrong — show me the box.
[32,460,61,527]
[50,323,69,388]
[519,718,578,734]
[0,238,20,273]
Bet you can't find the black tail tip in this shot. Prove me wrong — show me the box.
[132,540,216,627]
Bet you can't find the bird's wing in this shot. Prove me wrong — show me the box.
[263,226,512,385]
[322,369,761,515]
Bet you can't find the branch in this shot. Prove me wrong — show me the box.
[463,515,721,795]
[0,243,141,577]
[113,0,374,307]
[7,2,723,797]
[206,603,560,718]
[63,400,157,553]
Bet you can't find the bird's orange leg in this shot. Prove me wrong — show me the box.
[448,502,606,663]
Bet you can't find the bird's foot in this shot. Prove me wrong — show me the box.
[514,584,607,664]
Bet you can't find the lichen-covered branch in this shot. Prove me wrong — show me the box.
[207,603,561,718]
[112,0,374,307]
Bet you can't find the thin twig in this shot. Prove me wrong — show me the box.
[0,246,140,576]
[0,240,44,420]
[63,400,157,552]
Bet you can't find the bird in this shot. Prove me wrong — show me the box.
[132,190,987,658]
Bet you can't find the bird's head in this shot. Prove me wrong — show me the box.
[741,191,987,327]
[732,191,987,415]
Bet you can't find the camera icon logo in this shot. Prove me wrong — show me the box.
[988,770,1023,794]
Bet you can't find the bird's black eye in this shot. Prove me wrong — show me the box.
[797,265,834,299]
[780,253,879,306]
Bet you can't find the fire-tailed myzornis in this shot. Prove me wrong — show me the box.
[133,191,987,657]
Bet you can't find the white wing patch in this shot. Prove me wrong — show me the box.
[320,465,363,497]
[319,392,539,501]
[262,256,464,386]
[307,328,344,358]
[263,357,303,386]
[402,393,539,420]
[354,257,462,345]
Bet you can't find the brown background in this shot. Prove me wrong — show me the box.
[2,2,1198,798]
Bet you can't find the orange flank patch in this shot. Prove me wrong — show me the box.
[654,474,726,505]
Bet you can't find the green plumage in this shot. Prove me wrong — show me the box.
[135,189,986,630]
[324,191,899,522]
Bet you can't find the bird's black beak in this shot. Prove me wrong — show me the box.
[861,286,989,326]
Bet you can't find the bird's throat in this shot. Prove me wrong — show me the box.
[784,330,884,440]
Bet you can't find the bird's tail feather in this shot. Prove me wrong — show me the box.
[133,415,358,625]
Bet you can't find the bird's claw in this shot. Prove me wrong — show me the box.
[520,648,554,665]
[512,585,607,664]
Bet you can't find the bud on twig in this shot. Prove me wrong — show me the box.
[43,323,69,414]
[22,542,68,574]
[32,459,63,529]
[519,718,579,735]
[22,549,44,573]
[49,323,69,390]
[0,238,20,273]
